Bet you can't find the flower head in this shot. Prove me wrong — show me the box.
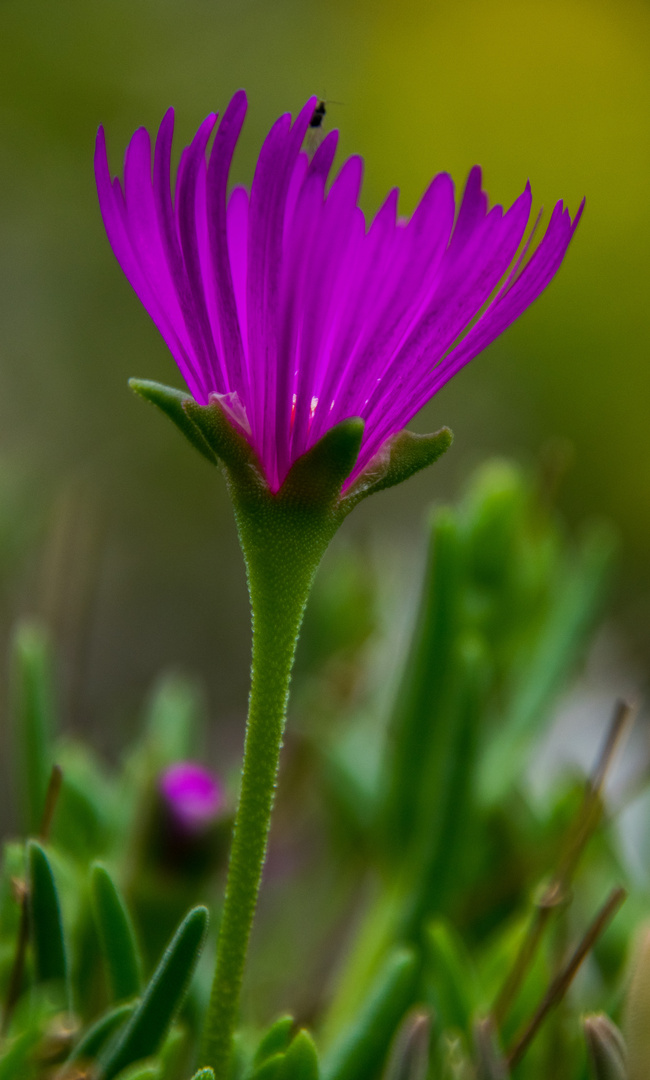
[95,92,582,493]
[159,762,224,834]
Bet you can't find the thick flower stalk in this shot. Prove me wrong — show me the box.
[95,91,581,1078]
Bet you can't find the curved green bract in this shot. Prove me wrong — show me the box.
[28,841,68,996]
[99,906,208,1079]
[91,863,142,1002]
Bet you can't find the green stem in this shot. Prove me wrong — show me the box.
[200,510,325,1079]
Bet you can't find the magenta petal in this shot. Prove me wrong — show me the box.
[206,91,249,396]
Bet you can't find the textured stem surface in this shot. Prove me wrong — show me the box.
[200,509,323,1078]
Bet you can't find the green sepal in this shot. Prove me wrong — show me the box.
[280,420,364,510]
[583,1014,627,1080]
[192,1071,217,1080]
[131,382,449,516]
[98,905,208,1079]
[342,427,453,511]
[254,1016,295,1067]
[91,863,142,1002]
[27,840,68,997]
[67,1002,137,1065]
[183,397,259,474]
[129,380,217,466]
[322,947,418,1080]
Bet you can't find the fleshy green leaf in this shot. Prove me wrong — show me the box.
[0,1029,39,1080]
[322,947,418,1080]
[423,919,480,1035]
[254,1016,295,1067]
[91,863,142,1001]
[99,905,208,1079]
[252,1052,286,1080]
[27,841,68,996]
[381,507,464,851]
[67,1003,137,1066]
[11,622,56,835]
[252,1031,319,1080]
[112,1063,161,1080]
[282,1030,320,1080]
[479,522,616,802]
[401,633,488,932]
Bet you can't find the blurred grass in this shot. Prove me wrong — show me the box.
[0,0,648,761]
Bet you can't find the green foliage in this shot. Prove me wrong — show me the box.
[322,948,418,1080]
[27,841,68,997]
[253,1017,296,1067]
[99,906,208,1078]
[0,457,641,1080]
[10,623,56,836]
[91,863,142,1002]
[66,1001,137,1065]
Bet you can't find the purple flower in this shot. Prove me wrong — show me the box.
[159,762,223,833]
[95,92,582,493]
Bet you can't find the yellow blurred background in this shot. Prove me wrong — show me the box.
[0,0,648,748]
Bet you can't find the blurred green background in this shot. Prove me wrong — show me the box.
[0,0,648,767]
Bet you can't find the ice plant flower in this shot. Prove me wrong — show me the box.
[159,762,223,833]
[94,91,582,1080]
[94,90,581,496]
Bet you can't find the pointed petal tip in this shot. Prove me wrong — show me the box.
[94,125,108,164]
[468,163,483,187]
[227,88,248,116]
[573,196,586,228]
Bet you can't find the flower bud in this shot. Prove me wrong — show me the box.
[152,761,230,876]
[584,1014,627,1080]
[159,761,223,833]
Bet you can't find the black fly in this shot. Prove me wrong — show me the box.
[309,100,327,129]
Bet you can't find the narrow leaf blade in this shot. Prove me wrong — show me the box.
[91,863,142,1001]
[99,905,208,1079]
[28,841,68,996]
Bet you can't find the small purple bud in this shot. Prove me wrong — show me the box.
[159,762,223,834]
